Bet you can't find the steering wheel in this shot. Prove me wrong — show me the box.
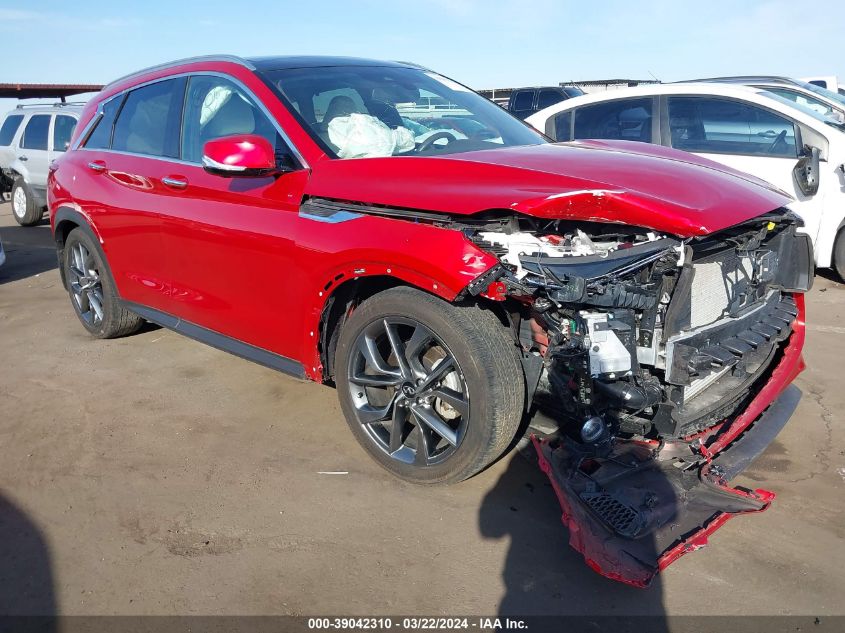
[417,131,455,152]
[767,129,788,154]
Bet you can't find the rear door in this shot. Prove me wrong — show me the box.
[19,114,52,191]
[50,113,77,157]
[72,79,185,311]
[662,95,825,241]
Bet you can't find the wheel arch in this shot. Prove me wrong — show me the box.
[53,206,103,289]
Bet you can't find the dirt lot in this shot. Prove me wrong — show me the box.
[1,203,844,618]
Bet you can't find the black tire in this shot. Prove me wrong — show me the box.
[335,287,525,484]
[11,177,43,227]
[834,227,845,282]
[62,227,143,339]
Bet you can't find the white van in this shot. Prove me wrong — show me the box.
[527,82,845,279]
[0,103,82,226]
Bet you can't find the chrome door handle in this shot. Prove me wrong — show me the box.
[87,161,106,172]
[162,176,188,189]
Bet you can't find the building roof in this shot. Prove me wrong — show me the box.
[0,83,103,100]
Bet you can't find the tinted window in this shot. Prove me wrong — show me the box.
[764,88,834,117]
[553,111,572,141]
[512,90,534,112]
[21,115,50,150]
[668,97,797,157]
[537,89,563,110]
[182,75,288,165]
[112,78,185,157]
[0,114,23,146]
[574,98,653,142]
[84,96,124,150]
[53,115,77,151]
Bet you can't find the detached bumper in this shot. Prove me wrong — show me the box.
[534,297,806,587]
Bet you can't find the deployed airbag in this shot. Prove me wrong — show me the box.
[328,113,415,159]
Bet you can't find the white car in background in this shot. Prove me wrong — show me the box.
[527,82,845,279]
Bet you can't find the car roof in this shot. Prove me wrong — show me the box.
[247,55,424,71]
[525,82,829,130]
[680,75,800,86]
[3,103,84,117]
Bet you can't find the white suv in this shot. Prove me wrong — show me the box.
[0,103,82,226]
[527,83,845,279]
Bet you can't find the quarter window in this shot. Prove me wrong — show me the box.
[553,111,572,141]
[0,114,24,146]
[53,115,77,151]
[21,115,50,150]
[181,75,287,165]
[84,96,124,150]
[573,99,653,143]
[112,78,185,158]
[668,97,797,157]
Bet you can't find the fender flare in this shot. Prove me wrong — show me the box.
[52,205,105,288]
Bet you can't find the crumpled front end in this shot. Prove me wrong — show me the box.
[462,208,810,586]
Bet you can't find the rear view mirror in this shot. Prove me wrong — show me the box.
[202,134,288,178]
[793,145,820,196]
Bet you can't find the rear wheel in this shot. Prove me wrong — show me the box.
[11,177,43,226]
[62,228,143,338]
[834,227,845,281]
[335,287,524,484]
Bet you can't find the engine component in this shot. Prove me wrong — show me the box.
[581,312,632,376]
[594,377,662,411]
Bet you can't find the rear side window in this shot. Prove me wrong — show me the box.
[53,115,77,151]
[0,114,23,146]
[84,96,124,150]
[574,98,654,143]
[511,90,534,112]
[112,78,185,157]
[537,89,563,110]
[553,111,572,141]
[21,115,51,150]
[668,97,797,157]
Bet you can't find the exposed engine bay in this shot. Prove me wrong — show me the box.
[464,209,812,585]
[465,209,812,446]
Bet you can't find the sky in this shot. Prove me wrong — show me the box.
[2,0,844,113]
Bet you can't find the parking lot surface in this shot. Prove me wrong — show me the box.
[1,204,844,617]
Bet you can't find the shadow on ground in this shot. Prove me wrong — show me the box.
[0,494,56,620]
[0,222,57,284]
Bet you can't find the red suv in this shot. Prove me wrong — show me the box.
[50,56,812,581]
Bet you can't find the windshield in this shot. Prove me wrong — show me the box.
[760,90,845,132]
[794,80,845,108]
[263,65,546,159]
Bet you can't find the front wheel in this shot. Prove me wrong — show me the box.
[62,228,144,338]
[834,227,845,282]
[335,287,525,484]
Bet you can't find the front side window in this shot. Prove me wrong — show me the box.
[21,115,50,150]
[0,114,24,146]
[264,66,545,159]
[53,115,77,151]
[573,98,653,143]
[181,75,288,165]
[537,89,563,110]
[112,78,185,158]
[668,97,797,157]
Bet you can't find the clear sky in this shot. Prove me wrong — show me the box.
[2,0,844,113]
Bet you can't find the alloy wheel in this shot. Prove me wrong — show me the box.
[12,186,26,218]
[347,317,470,466]
[67,242,105,325]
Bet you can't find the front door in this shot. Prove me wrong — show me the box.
[664,95,826,241]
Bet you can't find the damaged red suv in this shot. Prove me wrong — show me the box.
[49,56,812,585]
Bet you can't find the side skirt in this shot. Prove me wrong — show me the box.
[121,301,306,380]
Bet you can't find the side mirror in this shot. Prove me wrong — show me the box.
[201,134,289,178]
[793,145,821,196]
